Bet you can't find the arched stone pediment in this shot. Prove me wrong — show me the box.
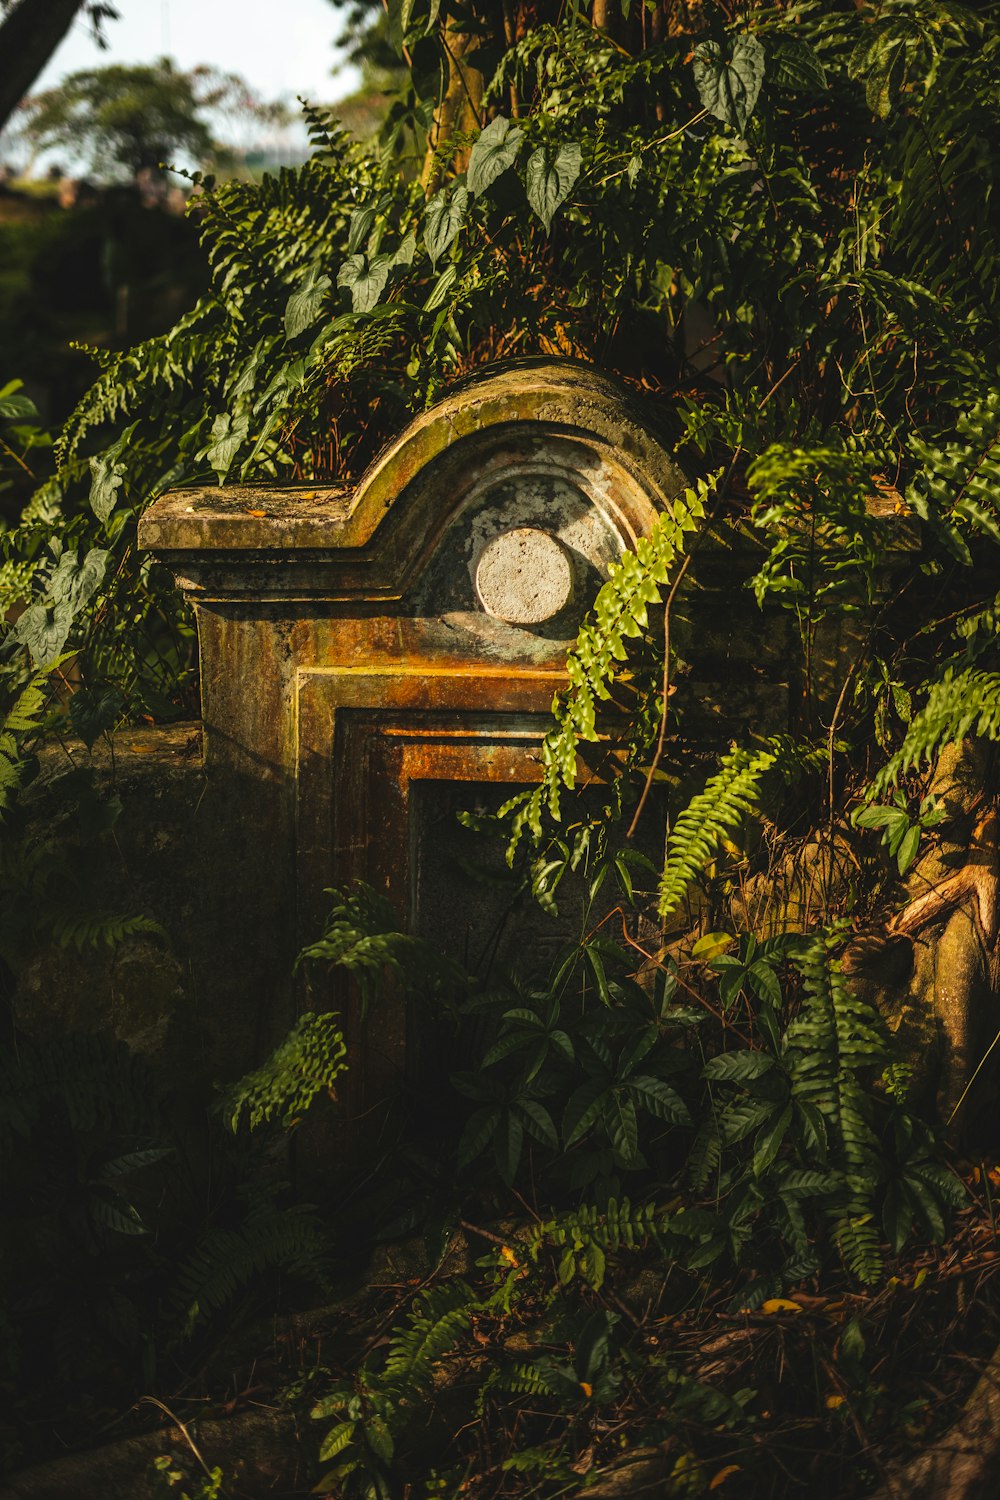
[138,360,685,611]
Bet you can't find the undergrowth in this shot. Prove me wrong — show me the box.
[2,0,1000,1495]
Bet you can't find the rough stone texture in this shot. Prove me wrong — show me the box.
[474,526,574,623]
[135,360,688,1139]
[12,723,294,1088]
[0,1407,300,1500]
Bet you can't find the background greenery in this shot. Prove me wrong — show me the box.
[3,0,1000,1495]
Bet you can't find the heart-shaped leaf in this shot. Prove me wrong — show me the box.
[525,142,582,232]
[467,115,524,197]
[424,182,469,265]
[337,252,393,313]
[284,264,332,340]
[693,33,765,134]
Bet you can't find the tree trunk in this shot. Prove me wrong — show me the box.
[421,21,487,193]
[0,0,84,136]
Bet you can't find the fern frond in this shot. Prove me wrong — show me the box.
[784,933,887,1282]
[870,667,1000,795]
[382,1281,475,1390]
[504,473,720,856]
[0,666,56,820]
[172,1201,328,1335]
[296,884,463,1008]
[48,910,165,953]
[225,1011,348,1132]
[657,737,823,919]
[526,1198,671,1289]
[495,1361,563,1398]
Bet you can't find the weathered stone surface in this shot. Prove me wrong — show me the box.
[0,1406,300,1500]
[475,525,574,623]
[136,361,687,1137]
[12,723,296,1087]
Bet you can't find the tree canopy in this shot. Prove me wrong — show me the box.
[18,56,286,179]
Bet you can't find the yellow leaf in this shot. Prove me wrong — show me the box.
[914,1267,928,1288]
[500,1246,518,1266]
[760,1298,803,1315]
[692,932,733,960]
[826,1394,846,1410]
[710,1466,742,1489]
[579,1381,593,1398]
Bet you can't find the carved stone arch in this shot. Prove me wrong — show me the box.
[341,359,687,597]
[139,359,688,1133]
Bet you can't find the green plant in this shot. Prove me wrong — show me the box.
[3,0,1000,1492]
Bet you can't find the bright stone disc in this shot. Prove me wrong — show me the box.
[475,527,574,625]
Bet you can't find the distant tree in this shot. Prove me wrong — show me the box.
[0,0,117,136]
[20,57,288,180]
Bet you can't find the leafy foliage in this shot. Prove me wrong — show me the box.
[5,0,1000,1491]
[0,664,54,821]
[225,1011,348,1132]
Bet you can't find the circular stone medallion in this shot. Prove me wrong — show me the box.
[475,527,574,625]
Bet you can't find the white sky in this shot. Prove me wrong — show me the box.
[35,0,362,109]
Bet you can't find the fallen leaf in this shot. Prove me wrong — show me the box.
[760,1298,803,1315]
[245,508,267,517]
[710,1466,742,1489]
[826,1394,846,1410]
[913,1267,929,1288]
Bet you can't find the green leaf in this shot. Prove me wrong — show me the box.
[206,408,250,481]
[0,383,37,422]
[319,1421,357,1462]
[69,685,125,749]
[424,263,457,311]
[627,1075,691,1125]
[585,943,611,1005]
[693,33,765,134]
[840,1316,866,1363]
[609,1091,639,1161]
[524,143,582,233]
[515,1099,558,1148]
[337,253,393,314]
[13,549,109,666]
[365,1414,394,1464]
[284,264,332,339]
[563,1078,609,1147]
[703,1050,775,1084]
[424,183,469,266]
[853,803,903,831]
[748,960,782,1008]
[88,424,135,523]
[767,36,827,93]
[693,931,734,960]
[467,115,524,197]
[753,1103,791,1175]
[90,1195,147,1235]
[392,230,416,269]
[496,1109,524,1182]
[348,204,377,254]
[896,822,921,874]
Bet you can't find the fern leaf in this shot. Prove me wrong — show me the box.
[658,737,823,919]
[383,1281,475,1389]
[870,668,1000,795]
[503,472,720,857]
[226,1011,348,1131]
